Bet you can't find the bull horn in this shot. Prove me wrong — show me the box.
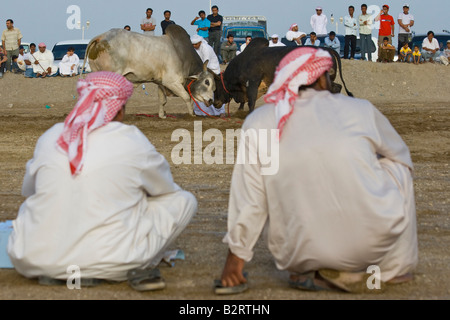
[202,60,209,71]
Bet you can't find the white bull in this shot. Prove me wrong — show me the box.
[85,25,216,118]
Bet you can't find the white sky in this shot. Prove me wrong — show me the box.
[1,0,448,49]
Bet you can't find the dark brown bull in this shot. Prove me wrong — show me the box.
[213,37,353,112]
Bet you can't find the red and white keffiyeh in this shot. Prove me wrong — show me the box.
[289,23,298,31]
[57,71,134,176]
[264,47,333,139]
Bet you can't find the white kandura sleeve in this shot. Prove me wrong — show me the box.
[370,104,414,171]
[223,124,269,262]
[139,144,181,197]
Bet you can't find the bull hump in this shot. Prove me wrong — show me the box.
[88,38,111,60]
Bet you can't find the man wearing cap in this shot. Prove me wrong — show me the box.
[285,24,306,46]
[191,34,226,117]
[397,4,414,56]
[1,19,23,72]
[217,47,418,294]
[16,45,27,72]
[220,33,238,64]
[269,34,285,47]
[310,6,328,36]
[32,43,57,77]
[8,71,197,290]
[375,5,395,49]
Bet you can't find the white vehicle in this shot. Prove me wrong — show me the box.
[21,42,30,53]
[51,39,91,75]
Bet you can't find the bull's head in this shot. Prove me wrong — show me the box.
[188,60,216,106]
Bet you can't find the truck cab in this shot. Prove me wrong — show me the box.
[221,16,268,49]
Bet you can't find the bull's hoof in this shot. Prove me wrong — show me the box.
[159,112,166,119]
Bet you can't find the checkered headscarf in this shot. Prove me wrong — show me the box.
[264,47,333,139]
[57,71,134,176]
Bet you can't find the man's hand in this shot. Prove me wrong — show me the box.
[220,250,246,287]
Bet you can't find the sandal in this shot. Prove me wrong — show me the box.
[127,268,166,291]
[288,271,338,292]
[318,269,383,293]
[214,272,248,295]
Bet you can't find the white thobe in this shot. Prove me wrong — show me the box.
[58,53,80,76]
[31,49,57,75]
[286,30,306,44]
[310,14,328,35]
[8,122,197,281]
[194,40,225,116]
[224,89,418,282]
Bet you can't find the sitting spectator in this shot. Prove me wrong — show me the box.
[11,55,23,74]
[24,43,37,78]
[304,32,321,47]
[238,36,252,54]
[324,31,341,54]
[398,42,412,63]
[421,31,440,63]
[439,40,450,66]
[285,23,306,46]
[269,34,286,47]
[58,47,80,77]
[220,34,237,64]
[32,43,57,78]
[412,45,422,65]
[0,46,6,78]
[377,37,396,63]
[17,45,27,72]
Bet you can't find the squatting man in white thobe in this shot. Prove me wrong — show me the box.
[218,47,418,293]
[7,71,197,291]
[32,42,58,77]
[58,46,80,76]
[190,34,226,117]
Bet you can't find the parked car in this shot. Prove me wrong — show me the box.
[51,39,91,74]
[20,42,30,53]
[281,34,378,62]
[221,16,268,49]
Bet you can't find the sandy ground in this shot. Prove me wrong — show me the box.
[0,60,449,300]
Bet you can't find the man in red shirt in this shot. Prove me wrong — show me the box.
[376,4,395,47]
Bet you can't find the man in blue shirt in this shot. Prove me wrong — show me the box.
[191,10,211,40]
[324,31,341,54]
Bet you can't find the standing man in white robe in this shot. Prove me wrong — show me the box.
[190,34,226,117]
[216,47,418,294]
[8,71,197,291]
[31,43,57,77]
[58,46,79,76]
[310,6,328,36]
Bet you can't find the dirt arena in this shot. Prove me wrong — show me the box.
[0,60,449,300]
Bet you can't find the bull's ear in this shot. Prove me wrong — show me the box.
[187,74,199,81]
[203,60,209,71]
